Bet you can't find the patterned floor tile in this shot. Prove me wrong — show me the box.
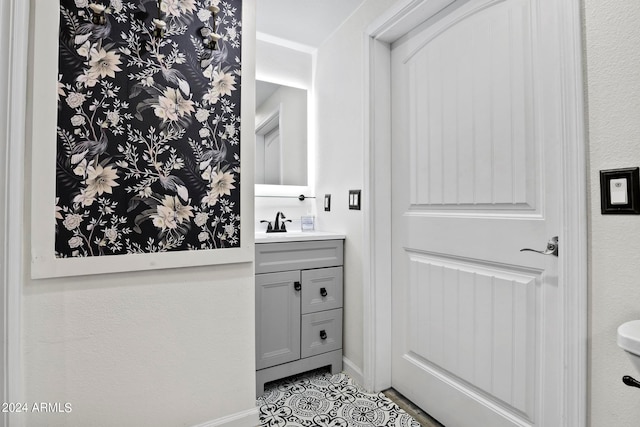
[256,370,421,427]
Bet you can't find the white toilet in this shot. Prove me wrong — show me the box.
[617,320,640,375]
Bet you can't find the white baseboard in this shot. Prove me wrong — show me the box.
[192,407,259,427]
[343,356,365,389]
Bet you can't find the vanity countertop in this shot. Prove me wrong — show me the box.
[254,230,345,244]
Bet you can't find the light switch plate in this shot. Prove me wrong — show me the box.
[600,167,640,214]
[324,194,331,212]
[610,178,628,205]
[349,190,361,210]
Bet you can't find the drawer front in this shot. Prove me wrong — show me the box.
[255,240,343,274]
[301,267,343,314]
[301,308,343,359]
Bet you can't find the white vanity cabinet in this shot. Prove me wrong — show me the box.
[255,238,344,396]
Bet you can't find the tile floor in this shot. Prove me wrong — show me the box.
[256,369,444,427]
[382,389,444,427]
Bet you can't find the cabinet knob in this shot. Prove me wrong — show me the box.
[294,281,301,291]
[320,330,327,340]
[320,287,328,297]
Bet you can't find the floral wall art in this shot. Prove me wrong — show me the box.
[55,0,243,258]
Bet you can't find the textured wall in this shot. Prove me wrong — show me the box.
[23,267,256,426]
[584,0,640,425]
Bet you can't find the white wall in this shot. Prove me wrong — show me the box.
[17,1,258,426]
[255,197,317,234]
[255,38,312,89]
[584,0,640,425]
[22,268,257,427]
[314,0,392,375]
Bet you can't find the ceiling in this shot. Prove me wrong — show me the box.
[255,0,366,49]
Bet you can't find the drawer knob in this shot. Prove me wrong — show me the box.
[294,281,301,291]
[320,287,328,297]
[320,330,327,340]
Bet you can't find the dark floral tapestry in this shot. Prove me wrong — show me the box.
[55,0,242,257]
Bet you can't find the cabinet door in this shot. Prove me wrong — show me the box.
[256,271,301,370]
[301,267,343,314]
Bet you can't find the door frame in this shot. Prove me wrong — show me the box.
[1,0,29,426]
[361,0,588,425]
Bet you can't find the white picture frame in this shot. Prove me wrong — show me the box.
[29,0,255,279]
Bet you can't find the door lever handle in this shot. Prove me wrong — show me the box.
[623,375,640,389]
[520,236,558,257]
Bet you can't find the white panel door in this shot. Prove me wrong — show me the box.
[391,0,565,426]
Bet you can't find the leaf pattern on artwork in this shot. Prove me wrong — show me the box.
[56,0,242,258]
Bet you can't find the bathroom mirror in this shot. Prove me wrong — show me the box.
[255,80,308,187]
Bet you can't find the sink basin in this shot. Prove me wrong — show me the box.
[618,320,640,372]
